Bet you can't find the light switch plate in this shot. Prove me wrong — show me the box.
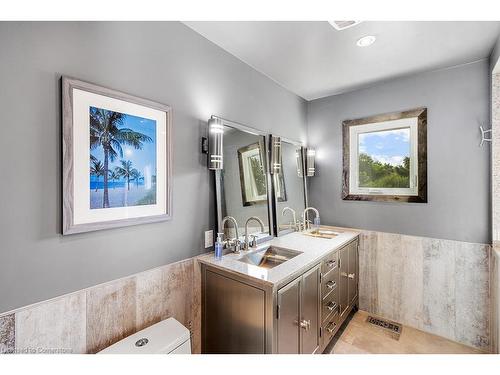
[204,230,214,248]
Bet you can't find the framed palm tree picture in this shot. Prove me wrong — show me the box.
[62,77,172,234]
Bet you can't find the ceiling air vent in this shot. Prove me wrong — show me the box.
[328,21,362,31]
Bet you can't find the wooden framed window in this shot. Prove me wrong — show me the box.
[342,108,427,203]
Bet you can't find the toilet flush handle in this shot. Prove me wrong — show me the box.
[135,338,149,347]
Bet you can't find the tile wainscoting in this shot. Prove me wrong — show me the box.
[0,232,493,354]
[0,257,201,354]
[493,72,500,243]
[0,314,15,354]
[491,72,500,354]
[492,244,499,354]
[359,231,491,352]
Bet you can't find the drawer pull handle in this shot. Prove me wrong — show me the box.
[348,273,355,279]
[326,322,337,333]
[326,281,336,289]
[326,260,336,268]
[326,301,337,311]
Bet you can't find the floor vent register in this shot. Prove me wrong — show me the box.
[366,316,403,340]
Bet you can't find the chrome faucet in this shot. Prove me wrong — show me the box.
[221,216,241,253]
[282,207,298,231]
[302,207,320,231]
[244,216,265,250]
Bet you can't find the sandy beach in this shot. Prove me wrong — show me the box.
[90,184,156,209]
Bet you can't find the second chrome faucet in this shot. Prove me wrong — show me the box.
[281,206,321,232]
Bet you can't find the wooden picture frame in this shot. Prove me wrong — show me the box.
[342,107,427,203]
[62,76,173,234]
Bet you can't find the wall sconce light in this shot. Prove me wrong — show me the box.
[305,148,316,177]
[270,136,282,174]
[208,117,224,170]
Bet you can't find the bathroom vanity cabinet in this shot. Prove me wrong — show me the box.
[201,237,359,354]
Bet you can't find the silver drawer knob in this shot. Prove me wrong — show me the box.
[326,281,336,289]
[299,319,311,331]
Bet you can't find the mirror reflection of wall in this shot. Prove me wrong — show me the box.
[221,127,270,239]
[276,141,306,234]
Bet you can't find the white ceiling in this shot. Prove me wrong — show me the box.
[184,21,500,101]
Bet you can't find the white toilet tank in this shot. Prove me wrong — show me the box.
[98,318,191,354]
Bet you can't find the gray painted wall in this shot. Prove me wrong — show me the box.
[0,22,307,313]
[307,60,490,244]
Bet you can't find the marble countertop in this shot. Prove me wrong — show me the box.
[197,226,360,287]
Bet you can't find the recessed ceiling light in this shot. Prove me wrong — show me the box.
[356,35,376,47]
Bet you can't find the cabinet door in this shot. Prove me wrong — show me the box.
[347,240,358,304]
[301,265,320,354]
[338,245,349,317]
[277,277,301,354]
[204,270,265,353]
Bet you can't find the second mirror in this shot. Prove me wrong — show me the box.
[271,137,308,236]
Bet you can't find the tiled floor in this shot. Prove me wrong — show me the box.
[329,310,485,354]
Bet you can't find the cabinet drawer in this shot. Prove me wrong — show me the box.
[321,252,338,274]
[321,313,339,344]
[321,289,339,323]
[321,267,338,299]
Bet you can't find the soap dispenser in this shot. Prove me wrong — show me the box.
[214,233,224,260]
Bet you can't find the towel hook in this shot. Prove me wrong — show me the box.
[480,124,492,146]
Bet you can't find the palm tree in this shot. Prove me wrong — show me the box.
[90,159,105,193]
[131,169,142,188]
[90,107,153,208]
[115,160,136,191]
[109,169,120,190]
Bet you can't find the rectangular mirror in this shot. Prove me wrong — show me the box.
[214,118,273,243]
[271,137,308,236]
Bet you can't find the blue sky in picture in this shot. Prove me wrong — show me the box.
[358,128,410,166]
[90,110,157,182]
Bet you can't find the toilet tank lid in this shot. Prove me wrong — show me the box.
[98,318,190,354]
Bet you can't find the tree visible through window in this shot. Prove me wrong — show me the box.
[358,128,411,188]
